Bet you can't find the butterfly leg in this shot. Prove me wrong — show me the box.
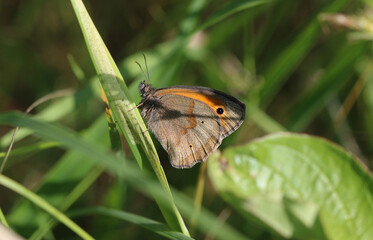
[129,101,145,112]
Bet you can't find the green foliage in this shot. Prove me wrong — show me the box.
[208,133,373,240]
[1,0,372,239]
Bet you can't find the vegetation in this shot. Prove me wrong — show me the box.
[1,0,372,239]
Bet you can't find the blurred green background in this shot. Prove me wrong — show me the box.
[1,0,373,239]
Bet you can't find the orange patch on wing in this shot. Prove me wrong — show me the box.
[157,88,231,132]
[157,88,225,110]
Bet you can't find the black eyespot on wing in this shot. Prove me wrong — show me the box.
[189,144,193,148]
[217,108,224,115]
[201,120,204,124]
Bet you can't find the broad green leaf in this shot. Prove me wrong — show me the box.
[208,133,373,240]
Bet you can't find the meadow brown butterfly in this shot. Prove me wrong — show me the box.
[136,60,245,168]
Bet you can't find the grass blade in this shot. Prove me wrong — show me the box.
[0,174,94,240]
[70,0,188,234]
[70,207,194,240]
[256,0,350,106]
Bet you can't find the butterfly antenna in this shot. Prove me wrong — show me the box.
[143,53,151,84]
[135,61,149,84]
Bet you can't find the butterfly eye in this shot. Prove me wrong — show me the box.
[216,107,224,115]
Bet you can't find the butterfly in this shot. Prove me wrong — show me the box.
[137,81,245,168]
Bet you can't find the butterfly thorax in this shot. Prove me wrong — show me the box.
[139,81,156,99]
[138,81,160,120]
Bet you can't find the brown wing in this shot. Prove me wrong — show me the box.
[153,86,245,139]
[146,94,223,168]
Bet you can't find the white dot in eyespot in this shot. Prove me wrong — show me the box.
[216,107,224,115]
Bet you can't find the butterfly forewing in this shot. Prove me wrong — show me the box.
[155,86,245,138]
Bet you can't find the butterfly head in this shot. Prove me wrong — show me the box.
[139,81,154,99]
